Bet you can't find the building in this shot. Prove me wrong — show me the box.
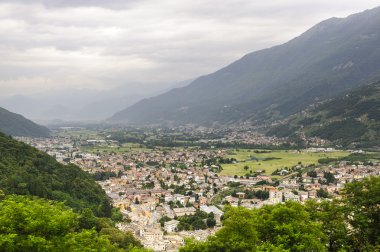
[164,220,180,232]
[173,207,196,217]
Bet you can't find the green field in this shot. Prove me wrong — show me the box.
[221,149,350,176]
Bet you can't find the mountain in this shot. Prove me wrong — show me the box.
[267,81,380,147]
[0,107,50,137]
[0,80,192,122]
[0,132,111,217]
[110,6,380,126]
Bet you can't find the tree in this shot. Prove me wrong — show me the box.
[317,188,329,198]
[180,202,326,252]
[0,195,147,252]
[206,218,216,228]
[341,176,380,251]
[305,200,349,252]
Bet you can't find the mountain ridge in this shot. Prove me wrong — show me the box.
[0,107,51,137]
[109,6,380,126]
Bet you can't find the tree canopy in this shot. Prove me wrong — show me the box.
[180,177,380,252]
[0,194,148,252]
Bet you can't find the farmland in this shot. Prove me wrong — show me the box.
[220,149,350,176]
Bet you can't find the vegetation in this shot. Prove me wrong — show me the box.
[159,210,216,231]
[271,81,380,147]
[0,132,112,217]
[180,177,380,251]
[318,153,380,165]
[0,194,147,252]
[221,149,348,176]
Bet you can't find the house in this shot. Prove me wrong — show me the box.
[284,191,299,202]
[173,207,196,217]
[164,220,180,233]
[140,228,164,241]
[236,192,246,199]
[200,205,223,224]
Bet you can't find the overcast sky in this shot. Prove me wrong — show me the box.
[0,0,379,97]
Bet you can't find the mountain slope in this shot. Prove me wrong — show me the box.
[110,6,380,126]
[0,107,50,137]
[0,132,112,216]
[268,81,380,147]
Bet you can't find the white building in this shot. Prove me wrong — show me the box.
[164,220,180,233]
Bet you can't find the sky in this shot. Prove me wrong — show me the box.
[0,0,379,97]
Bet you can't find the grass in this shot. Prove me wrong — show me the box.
[55,129,101,139]
[220,149,350,177]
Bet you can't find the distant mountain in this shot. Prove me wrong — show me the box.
[0,107,50,137]
[110,6,380,126]
[267,81,380,147]
[0,80,192,122]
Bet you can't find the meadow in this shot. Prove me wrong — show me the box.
[220,149,350,176]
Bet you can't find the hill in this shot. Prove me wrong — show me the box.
[0,107,50,137]
[0,132,111,217]
[110,6,380,126]
[267,81,380,147]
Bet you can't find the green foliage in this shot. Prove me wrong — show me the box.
[180,202,326,251]
[310,119,368,144]
[318,153,380,165]
[203,177,380,251]
[305,177,380,251]
[316,188,329,198]
[159,216,172,227]
[341,176,380,250]
[0,132,111,217]
[0,195,146,252]
[177,210,210,231]
[287,82,380,147]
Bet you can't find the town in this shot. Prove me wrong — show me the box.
[17,127,380,251]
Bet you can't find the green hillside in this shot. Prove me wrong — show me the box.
[110,6,380,126]
[0,132,111,217]
[0,107,50,137]
[269,81,380,147]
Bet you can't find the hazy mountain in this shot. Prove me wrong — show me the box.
[268,81,380,147]
[0,107,50,137]
[110,6,380,126]
[0,80,191,122]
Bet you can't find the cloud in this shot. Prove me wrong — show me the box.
[0,0,379,97]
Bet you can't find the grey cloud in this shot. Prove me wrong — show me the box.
[0,0,379,98]
[0,0,143,9]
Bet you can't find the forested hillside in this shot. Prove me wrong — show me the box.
[267,81,380,147]
[0,107,50,137]
[0,132,110,217]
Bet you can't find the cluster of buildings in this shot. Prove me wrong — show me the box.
[17,131,380,252]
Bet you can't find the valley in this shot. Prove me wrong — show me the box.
[16,126,380,251]
[1,3,380,251]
